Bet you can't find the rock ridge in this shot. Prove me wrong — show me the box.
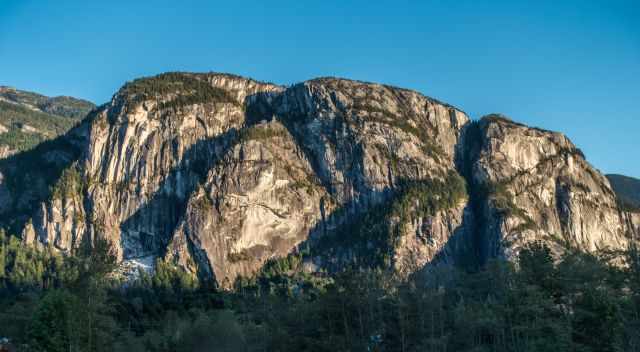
[0,72,635,287]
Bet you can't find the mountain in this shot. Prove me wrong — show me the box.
[0,86,95,157]
[1,72,637,287]
[607,174,640,211]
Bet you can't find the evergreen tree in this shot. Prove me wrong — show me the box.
[28,289,78,352]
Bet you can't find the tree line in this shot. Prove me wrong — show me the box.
[1,227,639,351]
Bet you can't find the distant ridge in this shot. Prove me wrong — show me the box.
[0,86,94,156]
[607,174,640,211]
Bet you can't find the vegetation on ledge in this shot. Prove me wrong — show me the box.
[0,101,82,153]
[311,171,467,270]
[0,87,94,120]
[120,73,239,110]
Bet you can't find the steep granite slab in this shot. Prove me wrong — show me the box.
[467,115,632,260]
[24,73,282,263]
[270,78,471,278]
[275,78,469,204]
[11,73,637,287]
[166,121,328,286]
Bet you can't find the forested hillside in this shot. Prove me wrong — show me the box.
[608,174,640,212]
[0,87,94,156]
[1,230,639,351]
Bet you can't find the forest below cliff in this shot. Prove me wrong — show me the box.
[1,229,639,352]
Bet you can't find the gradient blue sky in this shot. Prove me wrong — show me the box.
[1,0,638,177]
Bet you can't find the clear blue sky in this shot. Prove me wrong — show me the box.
[1,0,638,177]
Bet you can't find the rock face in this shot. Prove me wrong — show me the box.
[0,118,90,231]
[24,74,282,262]
[166,120,328,285]
[630,213,640,238]
[3,72,636,287]
[462,115,633,262]
[0,146,13,159]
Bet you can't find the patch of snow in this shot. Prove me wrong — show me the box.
[118,255,156,281]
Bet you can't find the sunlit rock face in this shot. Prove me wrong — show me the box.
[626,212,640,238]
[23,73,283,264]
[163,77,472,286]
[165,120,329,286]
[465,115,632,262]
[11,73,636,287]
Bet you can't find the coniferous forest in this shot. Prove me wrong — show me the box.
[1,228,639,352]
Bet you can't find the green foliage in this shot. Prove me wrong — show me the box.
[231,241,640,352]
[0,232,118,293]
[151,259,199,293]
[232,248,332,299]
[1,228,639,351]
[0,235,120,350]
[483,113,525,127]
[239,124,288,142]
[481,181,535,231]
[358,107,446,161]
[50,164,85,200]
[38,96,95,119]
[227,250,252,263]
[618,199,640,213]
[0,87,95,151]
[0,87,94,119]
[120,72,238,110]
[393,171,467,225]
[26,285,118,352]
[313,171,467,269]
[0,101,83,152]
[192,192,214,211]
[0,128,46,152]
[483,113,554,135]
[27,289,79,352]
[111,309,247,352]
[0,231,63,291]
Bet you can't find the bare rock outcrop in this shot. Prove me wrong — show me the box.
[6,73,636,287]
[464,115,632,261]
[24,73,282,263]
[166,121,328,285]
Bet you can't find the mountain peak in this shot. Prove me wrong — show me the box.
[0,71,637,288]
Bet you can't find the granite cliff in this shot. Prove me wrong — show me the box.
[1,72,636,287]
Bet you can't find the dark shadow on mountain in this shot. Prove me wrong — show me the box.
[0,112,96,234]
[226,102,486,286]
[452,119,490,268]
[234,117,490,287]
[239,172,478,290]
[118,92,284,262]
[117,127,241,260]
[264,91,381,212]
